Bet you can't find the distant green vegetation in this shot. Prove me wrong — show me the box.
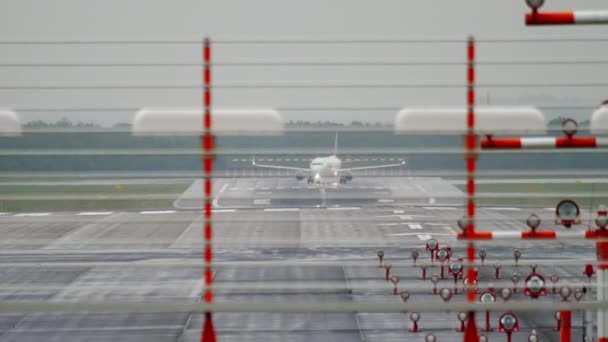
[1,118,606,174]
[0,183,189,212]
[457,182,608,208]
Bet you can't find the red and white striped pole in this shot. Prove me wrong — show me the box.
[482,136,608,149]
[527,10,608,25]
[463,35,480,342]
[201,37,217,342]
[598,226,608,342]
[457,230,598,241]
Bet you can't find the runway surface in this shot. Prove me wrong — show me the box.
[0,177,598,341]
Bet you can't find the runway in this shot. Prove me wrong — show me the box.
[0,177,598,341]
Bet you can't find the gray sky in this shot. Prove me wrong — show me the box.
[0,0,607,126]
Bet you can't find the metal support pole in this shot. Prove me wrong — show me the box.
[599,228,608,342]
[560,310,572,342]
[201,36,216,342]
[463,35,479,342]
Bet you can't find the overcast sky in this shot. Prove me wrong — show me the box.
[0,0,607,126]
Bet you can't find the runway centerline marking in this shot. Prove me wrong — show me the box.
[408,223,423,230]
[76,212,114,216]
[140,210,176,214]
[15,213,51,217]
[327,207,360,211]
[485,207,522,211]
[264,208,300,212]
[212,209,237,213]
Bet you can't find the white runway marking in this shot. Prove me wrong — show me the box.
[263,208,300,212]
[15,213,51,217]
[77,212,114,216]
[393,210,405,214]
[140,210,176,214]
[424,222,451,226]
[327,207,360,211]
[414,184,428,193]
[256,192,273,195]
[253,199,271,205]
[378,199,395,203]
[212,209,237,213]
[212,183,229,208]
[408,223,423,230]
[485,207,522,211]
[417,234,432,240]
[0,213,8,216]
[377,223,404,226]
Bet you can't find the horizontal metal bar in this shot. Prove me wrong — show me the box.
[1,170,607,179]
[0,258,598,269]
[1,60,608,67]
[0,82,606,90]
[0,192,606,201]
[0,280,595,292]
[12,105,597,113]
[1,148,608,156]
[0,35,605,45]
[0,300,604,314]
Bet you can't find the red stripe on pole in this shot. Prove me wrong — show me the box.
[598,338,608,342]
[467,41,475,62]
[526,12,576,25]
[467,179,475,195]
[204,290,213,303]
[205,179,212,196]
[203,159,213,174]
[205,245,213,263]
[205,201,212,218]
[458,231,493,240]
[556,137,597,148]
[205,223,212,240]
[204,90,211,108]
[468,67,474,84]
[481,138,522,149]
[560,310,572,342]
[205,268,213,283]
[204,69,211,85]
[203,134,214,150]
[522,231,557,239]
[204,112,211,130]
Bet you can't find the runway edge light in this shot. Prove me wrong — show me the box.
[0,110,22,136]
[393,106,546,135]
[131,108,284,136]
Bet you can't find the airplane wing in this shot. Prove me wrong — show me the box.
[342,160,405,172]
[252,158,309,173]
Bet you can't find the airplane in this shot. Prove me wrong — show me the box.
[252,133,405,184]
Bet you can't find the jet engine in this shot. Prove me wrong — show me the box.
[295,171,305,181]
[340,171,353,184]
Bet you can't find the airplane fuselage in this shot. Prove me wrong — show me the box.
[309,156,341,183]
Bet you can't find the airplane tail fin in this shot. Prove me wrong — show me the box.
[333,132,338,156]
